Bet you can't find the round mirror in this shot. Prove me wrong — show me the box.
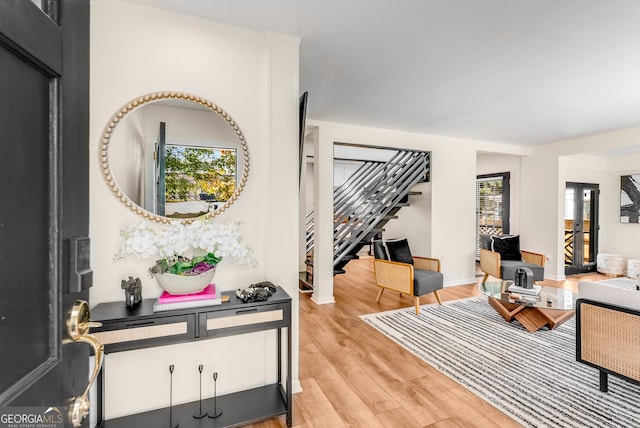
[99,92,249,224]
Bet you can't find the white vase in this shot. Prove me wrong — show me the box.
[155,267,216,295]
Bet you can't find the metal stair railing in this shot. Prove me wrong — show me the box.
[333,151,424,233]
[304,149,430,271]
[305,211,314,253]
[333,152,428,267]
[333,151,419,226]
[334,166,396,225]
[333,161,384,214]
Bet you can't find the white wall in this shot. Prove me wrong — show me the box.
[333,159,362,186]
[477,153,522,235]
[383,180,432,257]
[90,0,299,419]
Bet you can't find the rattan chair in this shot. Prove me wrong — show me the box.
[373,239,443,315]
[576,281,640,392]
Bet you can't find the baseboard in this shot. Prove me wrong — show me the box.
[444,278,477,287]
[311,294,336,305]
[291,379,303,394]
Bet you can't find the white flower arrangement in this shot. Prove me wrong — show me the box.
[116,219,257,276]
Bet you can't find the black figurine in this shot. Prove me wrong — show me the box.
[121,276,142,307]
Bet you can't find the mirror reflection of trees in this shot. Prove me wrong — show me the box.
[165,146,237,203]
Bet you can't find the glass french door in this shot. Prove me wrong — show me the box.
[565,182,599,275]
[476,173,510,259]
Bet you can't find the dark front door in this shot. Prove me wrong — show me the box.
[0,1,93,427]
[564,182,599,275]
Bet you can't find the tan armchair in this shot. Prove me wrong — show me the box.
[373,239,443,315]
[479,235,545,284]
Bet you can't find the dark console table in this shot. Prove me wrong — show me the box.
[90,286,292,428]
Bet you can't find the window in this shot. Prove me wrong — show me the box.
[476,172,510,258]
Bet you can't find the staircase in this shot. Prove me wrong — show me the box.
[300,149,430,292]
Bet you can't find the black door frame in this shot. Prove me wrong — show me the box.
[476,172,511,258]
[565,182,599,275]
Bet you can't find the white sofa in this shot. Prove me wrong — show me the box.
[576,281,640,392]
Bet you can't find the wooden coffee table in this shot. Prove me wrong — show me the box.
[478,281,577,332]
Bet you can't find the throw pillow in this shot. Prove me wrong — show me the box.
[372,240,389,260]
[385,238,414,265]
[479,234,493,250]
[491,235,522,261]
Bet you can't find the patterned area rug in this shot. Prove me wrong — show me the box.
[360,297,640,428]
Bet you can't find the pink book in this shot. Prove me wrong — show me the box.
[157,284,217,304]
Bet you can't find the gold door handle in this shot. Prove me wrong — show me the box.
[66,300,104,427]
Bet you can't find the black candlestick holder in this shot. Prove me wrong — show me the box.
[165,364,180,428]
[193,365,207,419]
[208,372,223,418]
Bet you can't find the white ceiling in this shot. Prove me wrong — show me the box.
[127,0,640,146]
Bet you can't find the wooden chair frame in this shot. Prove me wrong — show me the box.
[373,256,442,315]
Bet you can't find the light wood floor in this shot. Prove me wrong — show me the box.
[248,258,606,428]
